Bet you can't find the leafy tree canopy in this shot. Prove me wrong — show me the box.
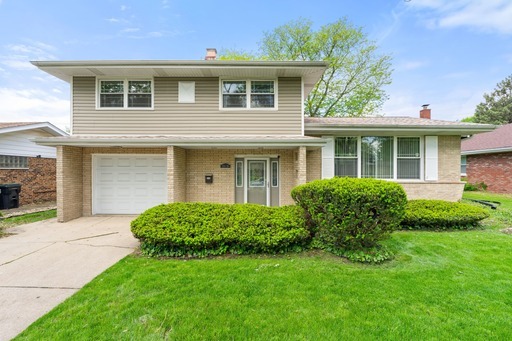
[473,74,512,124]
[219,18,392,117]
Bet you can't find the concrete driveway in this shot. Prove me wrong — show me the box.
[0,216,138,341]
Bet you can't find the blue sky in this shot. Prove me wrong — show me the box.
[1,0,511,129]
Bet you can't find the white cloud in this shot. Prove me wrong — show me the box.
[0,88,69,129]
[409,0,512,34]
[106,17,131,25]
[121,27,140,33]
[441,71,473,79]
[1,41,57,70]
[161,0,170,9]
[400,60,429,71]
[0,59,35,70]
[125,30,181,39]
[382,84,486,121]
[121,5,128,11]
[148,31,164,38]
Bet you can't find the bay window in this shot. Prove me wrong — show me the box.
[222,80,275,109]
[334,136,422,180]
[98,79,152,108]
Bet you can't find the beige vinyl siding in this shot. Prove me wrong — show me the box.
[72,77,302,135]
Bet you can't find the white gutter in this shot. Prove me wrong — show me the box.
[462,147,512,155]
[34,136,328,148]
[305,125,495,136]
[0,122,68,136]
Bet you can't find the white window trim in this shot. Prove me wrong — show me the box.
[396,136,423,181]
[96,78,154,110]
[332,136,425,181]
[219,79,278,110]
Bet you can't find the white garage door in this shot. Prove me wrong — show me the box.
[93,155,167,214]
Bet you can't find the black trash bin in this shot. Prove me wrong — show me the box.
[0,184,22,209]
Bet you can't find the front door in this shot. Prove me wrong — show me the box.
[235,157,279,206]
[247,160,267,205]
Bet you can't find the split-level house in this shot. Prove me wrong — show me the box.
[32,49,494,222]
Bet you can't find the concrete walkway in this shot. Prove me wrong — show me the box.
[0,216,138,341]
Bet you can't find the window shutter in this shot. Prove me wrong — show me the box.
[322,136,335,179]
[425,136,438,181]
[178,81,195,103]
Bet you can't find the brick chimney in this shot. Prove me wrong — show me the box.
[205,48,217,60]
[420,104,431,119]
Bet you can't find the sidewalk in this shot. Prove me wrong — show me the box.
[0,216,138,340]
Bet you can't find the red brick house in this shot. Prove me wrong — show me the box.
[462,123,512,193]
[0,122,67,206]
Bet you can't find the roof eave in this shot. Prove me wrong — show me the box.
[34,137,328,148]
[304,124,496,136]
[462,147,512,155]
[0,122,68,136]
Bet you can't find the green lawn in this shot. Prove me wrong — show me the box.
[0,209,56,237]
[14,194,512,340]
[462,191,512,230]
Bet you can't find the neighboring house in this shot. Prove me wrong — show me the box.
[0,122,68,206]
[32,49,494,222]
[462,123,512,193]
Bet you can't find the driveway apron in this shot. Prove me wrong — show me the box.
[0,216,138,341]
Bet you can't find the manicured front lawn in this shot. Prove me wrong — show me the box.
[15,223,512,339]
[463,191,512,230]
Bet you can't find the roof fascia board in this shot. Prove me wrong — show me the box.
[305,125,495,135]
[34,137,328,148]
[462,147,512,155]
[0,122,67,136]
[31,60,328,68]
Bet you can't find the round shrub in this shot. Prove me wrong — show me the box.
[401,200,490,230]
[291,177,407,255]
[130,202,309,257]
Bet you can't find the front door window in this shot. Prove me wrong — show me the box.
[248,161,266,187]
[247,160,267,205]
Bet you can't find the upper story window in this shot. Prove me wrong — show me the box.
[98,79,152,109]
[221,80,275,109]
[335,136,422,180]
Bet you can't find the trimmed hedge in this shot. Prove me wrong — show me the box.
[401,200,490,230]
[131,202,310,257]
[291,177,407,259]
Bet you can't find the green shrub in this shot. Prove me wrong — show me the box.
[291,177,407,261]
[131,202,309,257]
[401,200,490,230]
[464,183,478,191]
[464,181,487,191]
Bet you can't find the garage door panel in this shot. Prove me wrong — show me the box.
[151,173,166,182]
[93,155,167,214]
[151,158,166,167]
[98,157,115,167]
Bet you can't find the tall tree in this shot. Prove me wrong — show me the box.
[219,18,392,117]
[473,75,512,124]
